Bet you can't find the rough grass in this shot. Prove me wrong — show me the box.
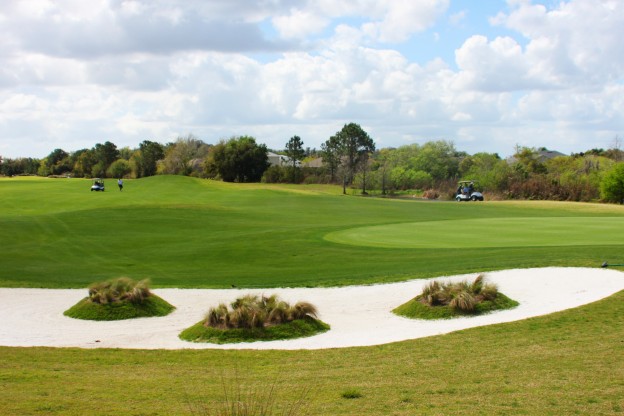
[2,290,623,415]
[63,294,175,320]
[180,316,330,344]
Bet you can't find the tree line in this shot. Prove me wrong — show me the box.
[2,124,624,203]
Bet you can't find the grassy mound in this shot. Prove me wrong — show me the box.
[64,277,175,321]
[393,275,518,320]
[180,316,330,344]
[180,294,329,343]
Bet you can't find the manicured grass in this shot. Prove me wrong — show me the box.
[180,316,330,344]
[393,292,519,319]
[1,290,623,415]
[63,294,175,321]
[325,217,624,248]
[2,175,624,288]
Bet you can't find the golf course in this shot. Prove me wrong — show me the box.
[1,175,624,414]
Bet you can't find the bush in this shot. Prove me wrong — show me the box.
[600,163,624,203]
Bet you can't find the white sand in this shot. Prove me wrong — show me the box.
[1,267,622,350]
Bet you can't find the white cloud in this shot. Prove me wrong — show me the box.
[1,0,624,159]
[272,9,329,39]
[361,0,449,42]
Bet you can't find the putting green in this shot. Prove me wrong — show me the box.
[324,217,624,249]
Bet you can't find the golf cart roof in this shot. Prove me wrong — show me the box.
[458,180,476,185]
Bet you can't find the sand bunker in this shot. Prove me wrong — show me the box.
[0,267,622,350]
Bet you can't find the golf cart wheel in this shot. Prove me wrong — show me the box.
[471,195,477,201]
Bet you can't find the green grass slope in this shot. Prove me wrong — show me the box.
[2,175,624,288]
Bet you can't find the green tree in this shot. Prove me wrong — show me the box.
[136,140,165,177]
[320,135,341,183]
[93,141,119,174]
[73,149,96,178]
[161,135,210,176]
[209,136,269,182]
[284,135,305,183]
[600,163,624,203]
[108,159,132,179]
[331,123,375,194]
[411,140,460,181]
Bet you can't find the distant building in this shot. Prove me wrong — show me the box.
[267,152,300,167]
[506,148,566,164]
[536,149,566,162]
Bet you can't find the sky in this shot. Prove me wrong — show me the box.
[1,0,623,159]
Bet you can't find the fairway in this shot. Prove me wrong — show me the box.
[3,175,624,288]
[325,217,624,248]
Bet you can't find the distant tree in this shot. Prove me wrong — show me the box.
[284,135,305,183]
[108,159,132,178]
[161,135,210,175]
[330,123,375,194]
[321,135,341,182]
[339,123,375,184]
[136,140,165,177]
[410,140,460,181]
[40,148,71,176]
[72,149,97,178]
[512,146,547,177]
[600,163,624,203]
[209,136,269,182]
[0,157,40,176]
[93,141,119,172]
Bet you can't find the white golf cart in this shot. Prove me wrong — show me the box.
[90,178,105,192]
[455,180,484,201]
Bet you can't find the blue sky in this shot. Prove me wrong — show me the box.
[1,0,623,159]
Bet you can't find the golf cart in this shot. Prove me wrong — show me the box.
[455,180,484,201]
[90,178,105,192]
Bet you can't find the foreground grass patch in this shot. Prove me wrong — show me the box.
[180,316,330,344]
[2,291,623,415]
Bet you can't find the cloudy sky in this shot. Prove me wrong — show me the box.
[1,0,623,158]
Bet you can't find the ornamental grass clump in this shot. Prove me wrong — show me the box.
[205,294,318,330]
[393,274,519,320]
[88,277,151,305]
[180,294,327,344]
[64,277,175,321]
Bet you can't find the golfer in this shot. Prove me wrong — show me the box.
[118,178,123,191]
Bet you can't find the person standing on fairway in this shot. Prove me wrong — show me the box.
[118,178,123,191]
